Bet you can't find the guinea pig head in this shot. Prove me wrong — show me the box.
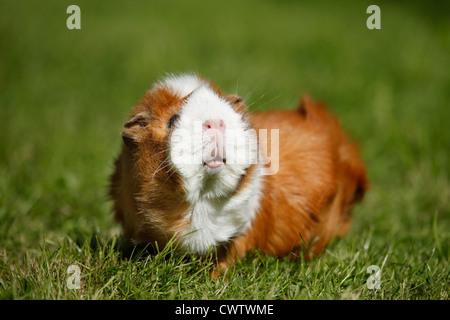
[120,84,188,216]
[169,85,257,203]
[118,75,259,252]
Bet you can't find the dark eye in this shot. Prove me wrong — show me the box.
[167,114,180,129]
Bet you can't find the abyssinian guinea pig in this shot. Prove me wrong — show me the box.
[109,74,369,272]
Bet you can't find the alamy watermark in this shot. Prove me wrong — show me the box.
[366,5,381,30]
[66,5,81,30]
[67,5,381,31]
[66,264,81,290]
[65,262,381,291]
[170,122,280,175]
[366,265,381,290]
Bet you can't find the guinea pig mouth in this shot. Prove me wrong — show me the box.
[204,157,226,169]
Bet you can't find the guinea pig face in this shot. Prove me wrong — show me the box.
[169,84,258,203]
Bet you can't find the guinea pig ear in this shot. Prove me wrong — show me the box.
[121,112,150,150]
[224,94,244,105]
[224,94,247,114]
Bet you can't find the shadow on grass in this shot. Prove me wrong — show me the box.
[73,232,153,261]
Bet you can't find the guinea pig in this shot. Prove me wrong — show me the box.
[109,73,369,272]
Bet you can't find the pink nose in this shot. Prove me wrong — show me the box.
[203,119,226,169]
[203,119,226,132]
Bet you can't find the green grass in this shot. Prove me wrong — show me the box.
[0,0,449,300]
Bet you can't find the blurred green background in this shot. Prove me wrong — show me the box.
[0,0,448,299]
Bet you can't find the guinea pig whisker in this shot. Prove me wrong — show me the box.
[150,148,170,159]
[165,163,176,174]
[247,93,283,113]
[243,85,259,103]
[152,163,172,180]
[246,93,266,109]
[161,166,177,189]
[151,159,171,180]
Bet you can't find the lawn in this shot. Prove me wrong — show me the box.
[0,0,448,300]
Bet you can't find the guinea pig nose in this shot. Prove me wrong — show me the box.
[202,119,226,133]
[203,119,226,169]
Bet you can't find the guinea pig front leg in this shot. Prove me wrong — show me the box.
[208,237,251,279]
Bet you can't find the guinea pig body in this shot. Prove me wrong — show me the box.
[109,74,369,270]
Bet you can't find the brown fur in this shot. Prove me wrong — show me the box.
[110,86,190,249]
[216,96,369,269]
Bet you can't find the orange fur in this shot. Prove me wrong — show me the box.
[216,96,369,268]
[110,87,190,249]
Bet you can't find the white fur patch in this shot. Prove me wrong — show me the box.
[180,165,263,254]
[156,73,207,98]
[166,77,262,254]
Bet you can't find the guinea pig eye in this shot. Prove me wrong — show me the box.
[167,114,180,129]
